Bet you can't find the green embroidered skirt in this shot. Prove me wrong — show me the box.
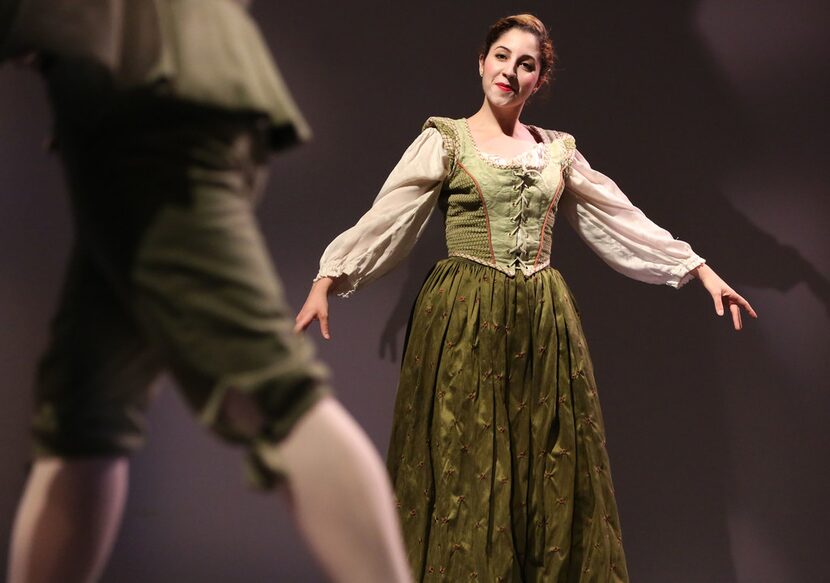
[388,257,629,582]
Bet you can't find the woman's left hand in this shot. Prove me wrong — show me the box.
[692,264,758,330]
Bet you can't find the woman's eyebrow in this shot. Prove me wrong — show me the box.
[495,46,537,61]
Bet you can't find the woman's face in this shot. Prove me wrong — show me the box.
[479,28,542,110]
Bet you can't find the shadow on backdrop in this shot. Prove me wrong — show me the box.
[1,1,827,582]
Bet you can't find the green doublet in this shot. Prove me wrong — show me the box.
[147,0,311,146]
[387,118,629,582]
[0,0,309,148]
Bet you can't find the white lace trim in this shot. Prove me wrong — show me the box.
[478,144,549,169]
[460,118,551,170]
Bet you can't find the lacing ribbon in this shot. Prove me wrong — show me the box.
[509,166,547,269]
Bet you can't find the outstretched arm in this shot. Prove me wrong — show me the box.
[562,146,757,331]
[296,127,449,339]
[561,147,706,288]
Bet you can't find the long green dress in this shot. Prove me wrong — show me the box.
[385,117,628,582]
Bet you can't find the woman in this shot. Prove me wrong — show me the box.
[296,14,756,582]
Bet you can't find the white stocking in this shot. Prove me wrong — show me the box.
[264,396,412,583]
[7,456,129,583]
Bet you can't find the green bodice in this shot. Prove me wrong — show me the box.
[425,117,576,276]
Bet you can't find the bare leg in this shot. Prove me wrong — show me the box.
[264,396,412,583]
[7,457,129,583]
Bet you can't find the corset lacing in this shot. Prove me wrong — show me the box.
[509,165,546,270]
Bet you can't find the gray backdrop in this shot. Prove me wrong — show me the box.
[1,0,828,581]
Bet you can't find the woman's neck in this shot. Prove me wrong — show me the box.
[468,99,525,137]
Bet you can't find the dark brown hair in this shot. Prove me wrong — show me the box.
[481,14,555,88]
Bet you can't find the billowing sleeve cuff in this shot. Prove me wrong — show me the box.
[561,148,705,288]
[315,127,449,297]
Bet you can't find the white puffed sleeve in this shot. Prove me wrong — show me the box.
[316,128,448,296]
[560,149,705,288]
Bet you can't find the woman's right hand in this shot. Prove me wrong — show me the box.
[294,277,336,339]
